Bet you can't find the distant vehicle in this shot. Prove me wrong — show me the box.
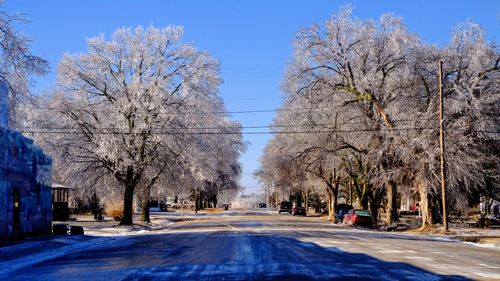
[335,204,353,224]
[171,201,195,210]
[148,200,168,211]
[279,201,293,214]
[490,213,500,226]
[343,209,373,227]
[335,209,351,224]
[292,206,306,216]
[337,204,353,211]
[258,203,267,208]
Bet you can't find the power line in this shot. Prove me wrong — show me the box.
[25,106,285,115]
[17,104,387,115]
[26,107,500,122]
[221,75,280,79]
[223,97,282,102]
[24,105,500,119]
[20,128,428,135]
[18,127,499,136]
[15,119,439,131]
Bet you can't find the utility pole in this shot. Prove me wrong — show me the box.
[349,180,352,206]
[438,60,449,232]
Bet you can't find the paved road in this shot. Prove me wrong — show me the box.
[2,211,499,280]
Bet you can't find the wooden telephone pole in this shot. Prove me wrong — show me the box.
[438,60,449,232]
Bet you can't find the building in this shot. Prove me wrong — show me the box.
[52,183,72,221]
[0,81,52,239]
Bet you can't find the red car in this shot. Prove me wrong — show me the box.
[292,206,306,216]
[343,209,373,227]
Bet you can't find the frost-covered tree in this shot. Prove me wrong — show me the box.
[406,22,500,225]
[38,26,231,225]
[0,1,48,124]
[260,8,500,228]
[178,117,245,209]
[272,7,421,223]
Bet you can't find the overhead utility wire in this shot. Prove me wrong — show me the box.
[15,119,439,131]
[19,127,499,136]
[24,105,449,118]
[23,106,500,120]
[25,106,305,114]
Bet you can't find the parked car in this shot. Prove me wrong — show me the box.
[337,204,353,211]
[335,204,353,224]
[258,203,267,208]
[343,209,373,227]
[279,201,293,214]
[171,201,195,210]
[292,206,306,216]
[489,213,500,226]
[335,209,351,224]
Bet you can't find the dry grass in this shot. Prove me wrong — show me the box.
[105,199,123,221]
[202,208,224,213]
[406,224,455,235]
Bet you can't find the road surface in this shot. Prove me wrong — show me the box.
[1,210,499,280]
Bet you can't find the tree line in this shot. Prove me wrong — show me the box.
[257,8,500,227]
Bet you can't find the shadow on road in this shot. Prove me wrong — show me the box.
[5,231,472,281]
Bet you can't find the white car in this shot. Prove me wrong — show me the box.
[170,201,195,210]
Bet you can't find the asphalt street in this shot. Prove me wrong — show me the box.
[2,210,499,280]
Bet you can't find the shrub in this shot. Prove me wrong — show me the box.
[105,199,123,221]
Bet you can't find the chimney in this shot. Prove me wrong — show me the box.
[0,80,8,128]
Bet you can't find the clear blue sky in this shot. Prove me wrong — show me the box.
[5,0,499,195]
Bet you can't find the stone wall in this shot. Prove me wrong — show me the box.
[0,78,53,239]
[0,122,52,238]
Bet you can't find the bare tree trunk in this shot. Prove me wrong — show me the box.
[304,189,309,214]
[120,182,135,225]
[333,190,338,216]
[332,182,339,221]
[141,197,150,223]
[194,189,198,213]
[356,181,369,210]
[330,195,335,221]
[386,181,398,224]
[327,189,334,221]
[138,184,152,223]
[119,166,141,226]
[275,191,279,208]
[326,181,339,221]
[418,183,433,227]
[295,190,302,207]
[369,188,383,228]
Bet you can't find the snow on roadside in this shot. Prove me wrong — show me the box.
[0,236,133,277]
[83,219,174,236]
[460,241,500,249]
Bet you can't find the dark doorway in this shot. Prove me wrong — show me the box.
[13,190,20,237]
